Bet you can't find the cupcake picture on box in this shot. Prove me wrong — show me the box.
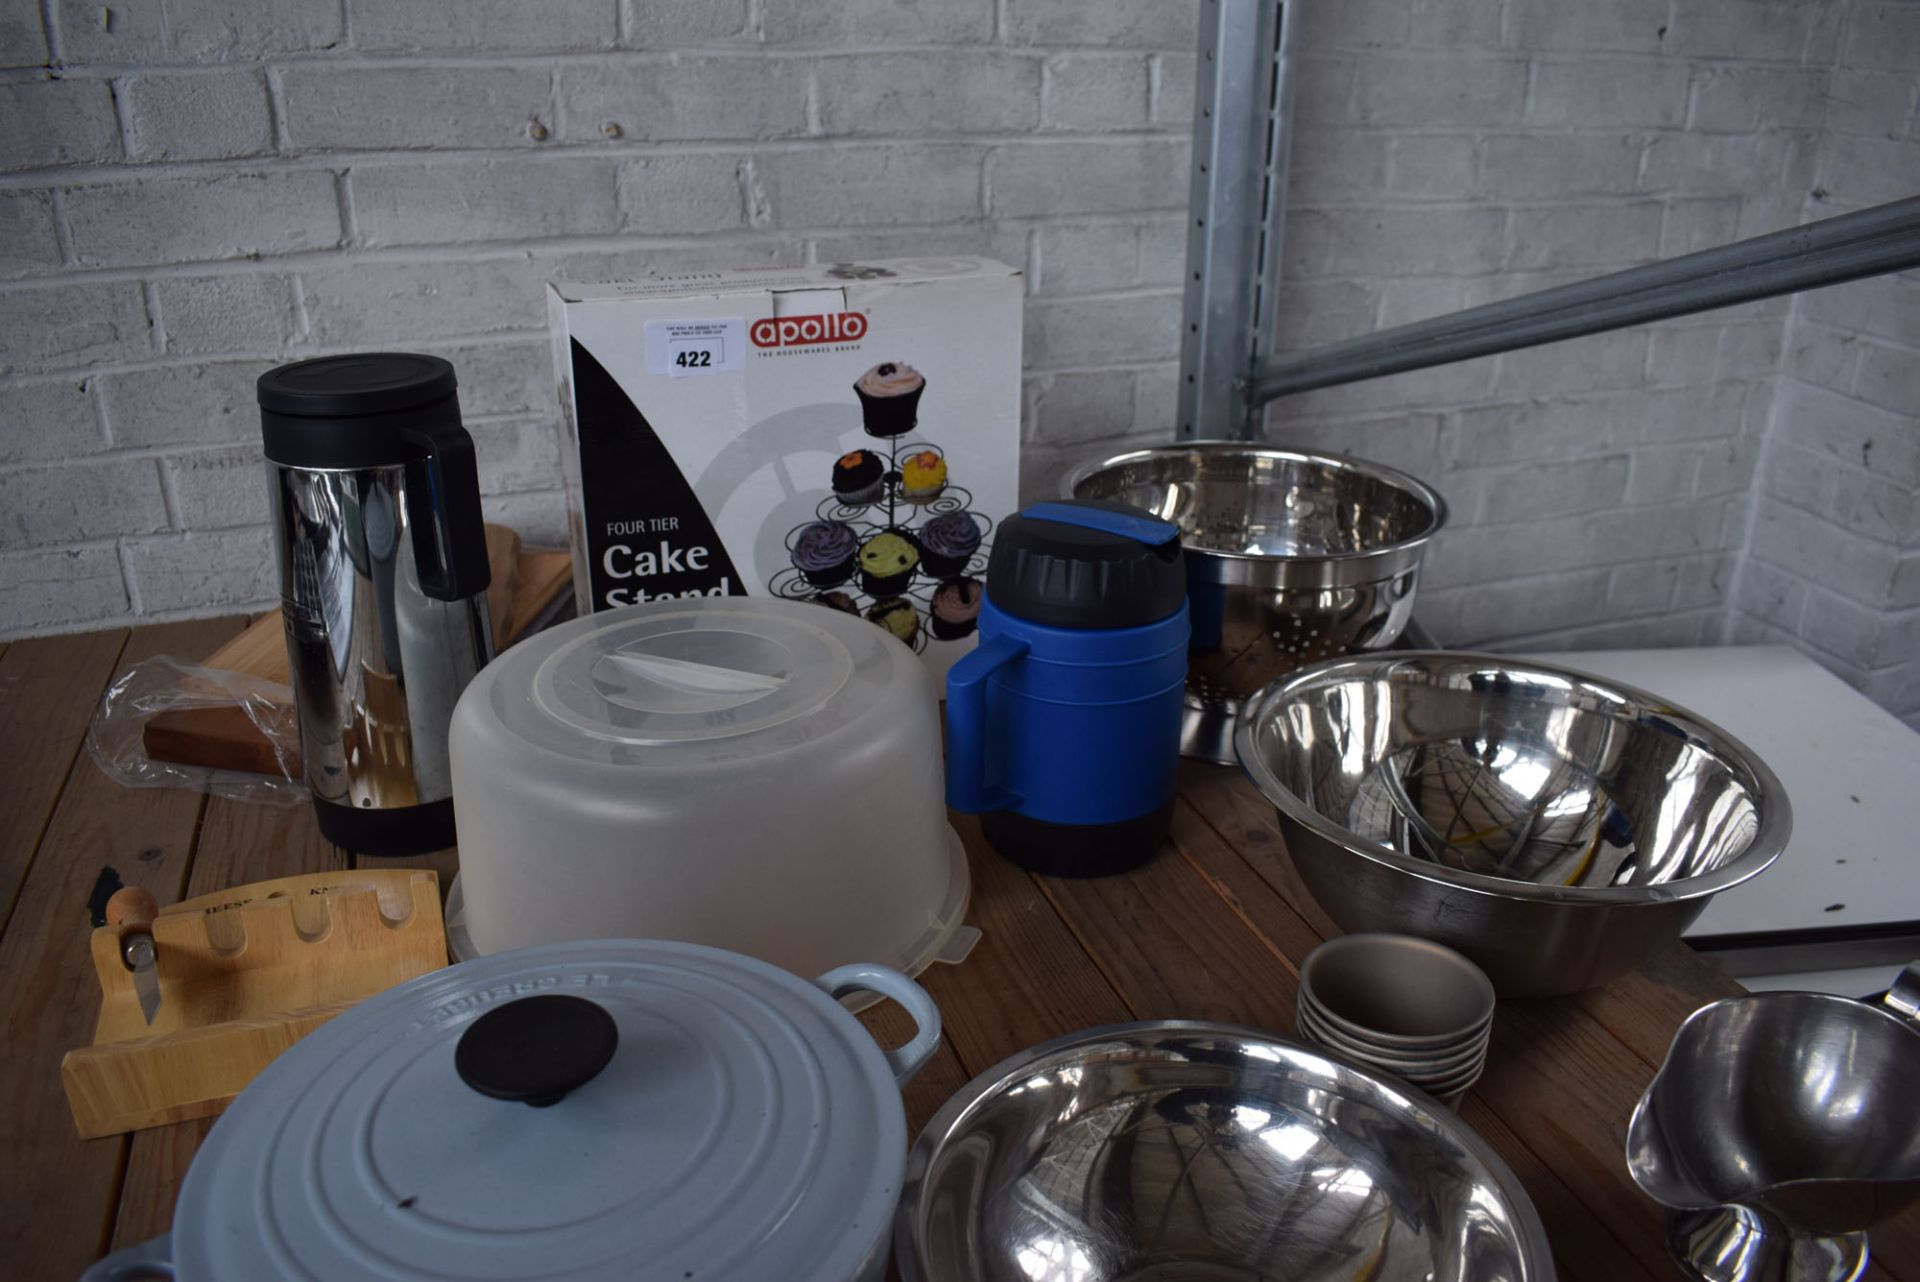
[919,511,981,576]
[790,520,858,587]
[832,449,885,505]
[767,354,994,653]
[854,362,924,437]
[866,596,920,644]
[859,532,919,595]
[900,449,947,504]
[931,577,983,640]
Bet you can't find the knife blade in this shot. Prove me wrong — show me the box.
[124,933,161,1024]
[106,886,162,1026]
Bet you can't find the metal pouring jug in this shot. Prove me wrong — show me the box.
[1626,963,1920,1282]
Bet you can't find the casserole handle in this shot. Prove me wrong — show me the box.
[80,1233,173,1281]
[816,964,942,1087]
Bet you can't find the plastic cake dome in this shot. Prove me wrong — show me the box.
[446,597,975,982]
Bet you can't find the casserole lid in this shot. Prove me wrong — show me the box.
[171,940,909,1281]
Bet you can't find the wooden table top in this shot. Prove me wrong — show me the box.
[3,617,1915,1281]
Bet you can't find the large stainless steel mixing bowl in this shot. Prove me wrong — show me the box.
[1065,444,1445,763]
[1235,653,1791,997]
[894,1021,1553,1281]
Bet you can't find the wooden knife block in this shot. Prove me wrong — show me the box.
[61,870,448,1139]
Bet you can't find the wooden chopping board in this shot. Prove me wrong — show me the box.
[142,527,574,778]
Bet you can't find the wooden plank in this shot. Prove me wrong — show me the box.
[1572,940,1743,1066]
[1865,1205,1920,1277]
[1033,830,1301,1030]
[863,1002,969,1282]
[53,695,1904,1282]
[198,611,284,683]
[1457,1096,1661,1282]
[109,785,349,1251]
[0,628,131,936]
[1475,997,1715,1279]
[1168,798,1324,970]
[509,548,575,639]
[102,1114,209,1259]
[0,618,241,1282]
[913,815,1132,1075]
[1179,759,1344,939]
[149,532,564,783]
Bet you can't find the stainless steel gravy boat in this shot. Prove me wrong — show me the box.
[1627,962,1920,1282]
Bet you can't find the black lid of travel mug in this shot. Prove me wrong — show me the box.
[985,499,1186,630]
[259,353,462,468]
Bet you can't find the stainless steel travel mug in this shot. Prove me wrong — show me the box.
[259,353,493,855]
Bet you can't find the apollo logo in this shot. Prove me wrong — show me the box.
[749,312,868,348]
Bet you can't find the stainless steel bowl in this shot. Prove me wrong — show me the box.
[1065,444,1445,763]
[1235,653,1791,997]
[895,1021,1554,1282]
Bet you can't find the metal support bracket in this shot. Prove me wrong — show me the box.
[1175,0,1920,430]
[1250,195,1920,405]
[1177,0,1294,442]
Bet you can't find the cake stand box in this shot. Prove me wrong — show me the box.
[547,256,1023,685]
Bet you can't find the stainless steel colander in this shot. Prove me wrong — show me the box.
[1065,443,1446,761]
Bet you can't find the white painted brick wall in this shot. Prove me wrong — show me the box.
[63,172,345,267]
[816,52,1040,135]
[121,70,275,161]
[0,78,120,170]
[0,547,128,630]
[1721,0,1920,729]
[349,0,617,53]
[0,190,62,274]
[0,0,1912,736]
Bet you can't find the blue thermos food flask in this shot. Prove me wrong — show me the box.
[945,500,1189,877]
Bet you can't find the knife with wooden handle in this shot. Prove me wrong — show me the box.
[106,887,162,1025]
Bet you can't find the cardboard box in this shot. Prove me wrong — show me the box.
[547,257,1022,682]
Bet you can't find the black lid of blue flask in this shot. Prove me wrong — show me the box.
[985,499,1185,629]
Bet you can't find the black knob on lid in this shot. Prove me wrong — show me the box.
[455,995,619,1108]
[985,499,1186,629]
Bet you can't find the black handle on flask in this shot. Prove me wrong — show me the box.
[402,420,491,602]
